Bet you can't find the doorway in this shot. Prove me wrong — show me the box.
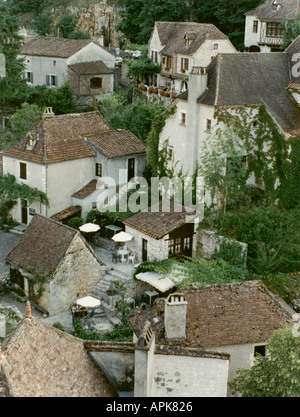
[142,239,148,262]
[128,158,135,182]
[21,199,28,224]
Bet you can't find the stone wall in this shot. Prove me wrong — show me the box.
[39,234,105,315]
[151,353,229,397]
[196,229,248,265]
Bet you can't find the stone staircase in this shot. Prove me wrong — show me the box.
[90,266,130,306]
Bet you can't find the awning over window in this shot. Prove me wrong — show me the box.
[135,271,175,293]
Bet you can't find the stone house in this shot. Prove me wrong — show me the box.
[124,200,198,263]
[244,0,300,52]
[148,21,237,94]
[128,281,295,396]
[0,310,117,397]
[0,109,146,224]
[159,52,300,180]
[5,214,105,316]
[20,35,115,102]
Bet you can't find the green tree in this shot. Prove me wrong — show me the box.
[229,326,300,397]
[32,12,54,36]
[282,12,300,48]
[55,14,89,39]
[0,103,43,151]
[0,0,27,104]
[0,173,49,226]
[127,57,161,84]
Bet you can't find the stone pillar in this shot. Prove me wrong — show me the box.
[134,321,155,397]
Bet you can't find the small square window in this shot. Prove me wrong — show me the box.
[167,147,174,161]
[53,60,56,66]
[206,119,212,132]
[95,163,102,177]
[180,112,186,126]
[90,77,102,89]
[214,43,218,50]
[254,345,266,357]
[92,202,97,209]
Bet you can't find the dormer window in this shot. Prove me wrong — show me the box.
[272,0,281,11]
[26,134,37,151]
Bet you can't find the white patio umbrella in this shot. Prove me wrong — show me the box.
[112,231,133,243]
[79,223,100,233]
[76,296,101,308]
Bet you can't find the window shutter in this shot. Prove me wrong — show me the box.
[46,74,50,86]
[55,76,58,87]
[30,72,33,84]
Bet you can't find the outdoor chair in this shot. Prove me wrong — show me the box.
[127,253,135,264]
[112,252,120,263]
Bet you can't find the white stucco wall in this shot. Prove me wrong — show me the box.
[244,15,261,49]
[150,353,229,397]
[21,42,115,89]
[47,157,94,217]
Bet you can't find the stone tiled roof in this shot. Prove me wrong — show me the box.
[68,60,113,74]
[124,200,196,239]
[6,214,78,276]
[0,317,117,397]
[197,53,300,137]
[21,36,94,58]
[155,22,229,56]
[86,130,147,158]
[50,205,82,222]
[72,180,100,200]
[1,112,110,164]
[128,281,295,349]
[245,0,300,20]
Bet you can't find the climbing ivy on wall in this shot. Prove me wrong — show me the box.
[208,105,293,207]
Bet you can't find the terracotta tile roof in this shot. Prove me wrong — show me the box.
[50,205,82,221]
[6,214,78,276]
[0,317,117,397]
[1,112,110,164]
[155,22,229,56]
[128,281,295,349]
[86,130,147,158]
[245,0,300,20]
[197,53,300,136]
[68,60,113,74]
[21,36,94,58]
[72,179,103,200]
[124,200,196,239]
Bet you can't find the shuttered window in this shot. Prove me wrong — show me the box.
[20,162,27,180]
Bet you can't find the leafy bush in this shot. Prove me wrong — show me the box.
[67,217,84,230]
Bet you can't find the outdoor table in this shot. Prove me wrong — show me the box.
[105,224,122,236]
[145,289,159,305]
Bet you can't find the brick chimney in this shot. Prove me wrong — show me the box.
[164,293,188,341]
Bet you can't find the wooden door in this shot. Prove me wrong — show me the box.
[128,158,135,182]
[142,239,148,262]
[21,199,28,224]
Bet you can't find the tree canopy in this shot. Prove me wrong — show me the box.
[229,326,300,397]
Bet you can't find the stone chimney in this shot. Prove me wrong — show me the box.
[164,293,188,341]
[188,66,208,104]
[134,321,155,397]
[42,107,55,118]
[187,66,208,174]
